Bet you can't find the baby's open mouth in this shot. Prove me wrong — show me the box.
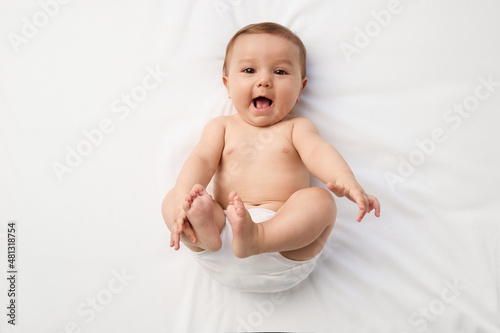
[253,97,273,109]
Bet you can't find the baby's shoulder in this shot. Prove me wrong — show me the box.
[287,116,319,132]
[208,114,240,127]
[203,115,230,131]
[288,115,316,125]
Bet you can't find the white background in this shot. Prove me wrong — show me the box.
[1,0,499,332]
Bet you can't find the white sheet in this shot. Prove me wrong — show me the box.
[1,0,499,332]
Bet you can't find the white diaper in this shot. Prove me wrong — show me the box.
[193,208,321,293]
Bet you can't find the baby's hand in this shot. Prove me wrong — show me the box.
[327,180,381,222]
[169,209,197,250]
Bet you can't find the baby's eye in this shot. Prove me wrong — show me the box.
[242,68,255,74]
[274,69,287,75]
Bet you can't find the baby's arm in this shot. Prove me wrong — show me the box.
[292,117,380,222]
[170,117,225,247]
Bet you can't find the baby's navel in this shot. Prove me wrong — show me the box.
[281,146,289,153]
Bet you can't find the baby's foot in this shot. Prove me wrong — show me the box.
[183,184,222,251]
[226,191,262,258]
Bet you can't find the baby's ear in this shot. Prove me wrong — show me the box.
[301,76,308,92]
[222,75,231,98]
[297,77,308,101]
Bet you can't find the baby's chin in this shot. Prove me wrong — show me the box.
[236,111,292,128]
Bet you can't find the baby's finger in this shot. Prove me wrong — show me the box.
[353,192,369,222]
[356,208,367,222]
[175,215,185,234]
[183,222,198,244]
[182,194,191,212]
[170,230,180,250]
[368,195,381,217]
[169,224,176,247]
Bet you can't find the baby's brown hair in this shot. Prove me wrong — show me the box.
[222,22,307,78]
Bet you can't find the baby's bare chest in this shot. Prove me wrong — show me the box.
[213,120,310,206]
[221,126,299,167]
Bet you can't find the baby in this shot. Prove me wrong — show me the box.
[162,22,380,292]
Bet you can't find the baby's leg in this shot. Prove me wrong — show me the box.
[227,187,336,261]
[162,185,225,252]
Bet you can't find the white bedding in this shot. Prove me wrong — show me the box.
[1,1,499,332]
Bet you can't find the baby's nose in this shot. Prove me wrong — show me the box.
[257,73,272,87]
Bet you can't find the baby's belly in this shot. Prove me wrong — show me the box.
[213,168,310,211]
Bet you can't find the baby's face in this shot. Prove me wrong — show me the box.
[223,33,307,127]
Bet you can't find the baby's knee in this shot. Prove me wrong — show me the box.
[302,186,334,203]
[311,187,336,214]
[309,186,333,200]
[295,187,336,216]
[161,188,175,228]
